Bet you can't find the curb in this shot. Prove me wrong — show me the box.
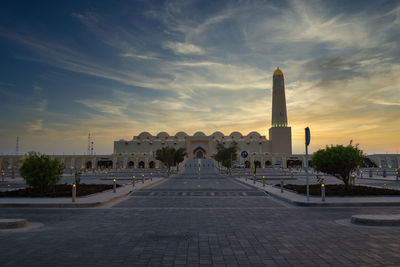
[351,215,400,226]
[0,191,132,208]
[266,189,400,207]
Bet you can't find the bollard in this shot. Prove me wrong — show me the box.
[113,178,116,193]
[72,183,76,202]
[132,176,135,188]
[369,169,373,178]
[280,179,284,193]
[262,176,265,187]
[351,174,356,185]
[150,172,153,181]
[383,169,386,178]
[253,174,256,184]
[396,170,399,181]
[321,183,325,202]
[360,170,363,178]
[1,171,4,182]
[142,174,145,184]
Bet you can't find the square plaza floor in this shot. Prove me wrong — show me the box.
[1,174,400,266]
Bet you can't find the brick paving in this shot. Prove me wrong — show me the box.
[1,174,400,266]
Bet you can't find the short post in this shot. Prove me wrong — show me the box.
[262,176,265,187]
[132,176,135,188]
[360,170,363,178]
[369,169,372,178]
[150,172,153,181]
[396,170,399,181]
[321,183,325,202]
[113,178,116,193]
[253,174,256,184]
[351,174,356,185]
[280,179,284,193]
[383,169,386,178]
[11,168,15,179]
[142,174,145,184]
[72,183,76,202]
[1,170,4,182]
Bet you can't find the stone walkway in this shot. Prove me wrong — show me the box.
[1,173,400,266]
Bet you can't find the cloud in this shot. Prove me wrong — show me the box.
[26,120,43,132]
[163,41,205,55]
[35,99,48,112]
[120,53,158,60]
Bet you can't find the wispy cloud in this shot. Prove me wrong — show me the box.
[163,41,205,55]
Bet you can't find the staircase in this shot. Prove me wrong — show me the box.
[178,158,219,175]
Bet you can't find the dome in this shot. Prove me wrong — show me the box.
[247,131,261,138]
[193,131,206,137]
[273,67,283,76]
[174,131,188,138]
[211,131,224,139]
[156,132,169,138]
[138,132,152,139]
[229,131,243,139]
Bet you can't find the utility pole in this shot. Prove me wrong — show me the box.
[87,132,95,155]
[88,132,90,155]
[16,136,19,155]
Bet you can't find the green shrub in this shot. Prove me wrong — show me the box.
[19,151,64,193]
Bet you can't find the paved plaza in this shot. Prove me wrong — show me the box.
[1,173,400,266]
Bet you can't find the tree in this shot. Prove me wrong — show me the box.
[311,142,364,187]
[214,142,238,170]
[19,151,64,193]
[173,147,187,171]
[155,147,187,175]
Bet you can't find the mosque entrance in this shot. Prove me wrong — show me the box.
[97,160,113,169]
[193,147,206,159]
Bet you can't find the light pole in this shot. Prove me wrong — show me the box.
[305,127,311,201]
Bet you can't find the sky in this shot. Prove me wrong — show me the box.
[0,0,399,156]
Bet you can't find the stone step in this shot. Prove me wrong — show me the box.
[351,214,400,226]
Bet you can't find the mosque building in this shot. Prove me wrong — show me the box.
[112,67,294,169]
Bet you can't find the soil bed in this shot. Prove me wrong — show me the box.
[0,184,121,197]
[279,184,400,196]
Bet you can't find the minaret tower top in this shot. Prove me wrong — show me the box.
[271,67,288,127]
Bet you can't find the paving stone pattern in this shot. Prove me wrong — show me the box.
[1,174,400,266]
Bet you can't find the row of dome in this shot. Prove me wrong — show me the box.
[134,131,264,140]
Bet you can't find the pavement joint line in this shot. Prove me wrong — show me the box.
[137,178,166,190]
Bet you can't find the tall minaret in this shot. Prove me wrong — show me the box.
[269,67,292,156]
[271,67,288,127]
